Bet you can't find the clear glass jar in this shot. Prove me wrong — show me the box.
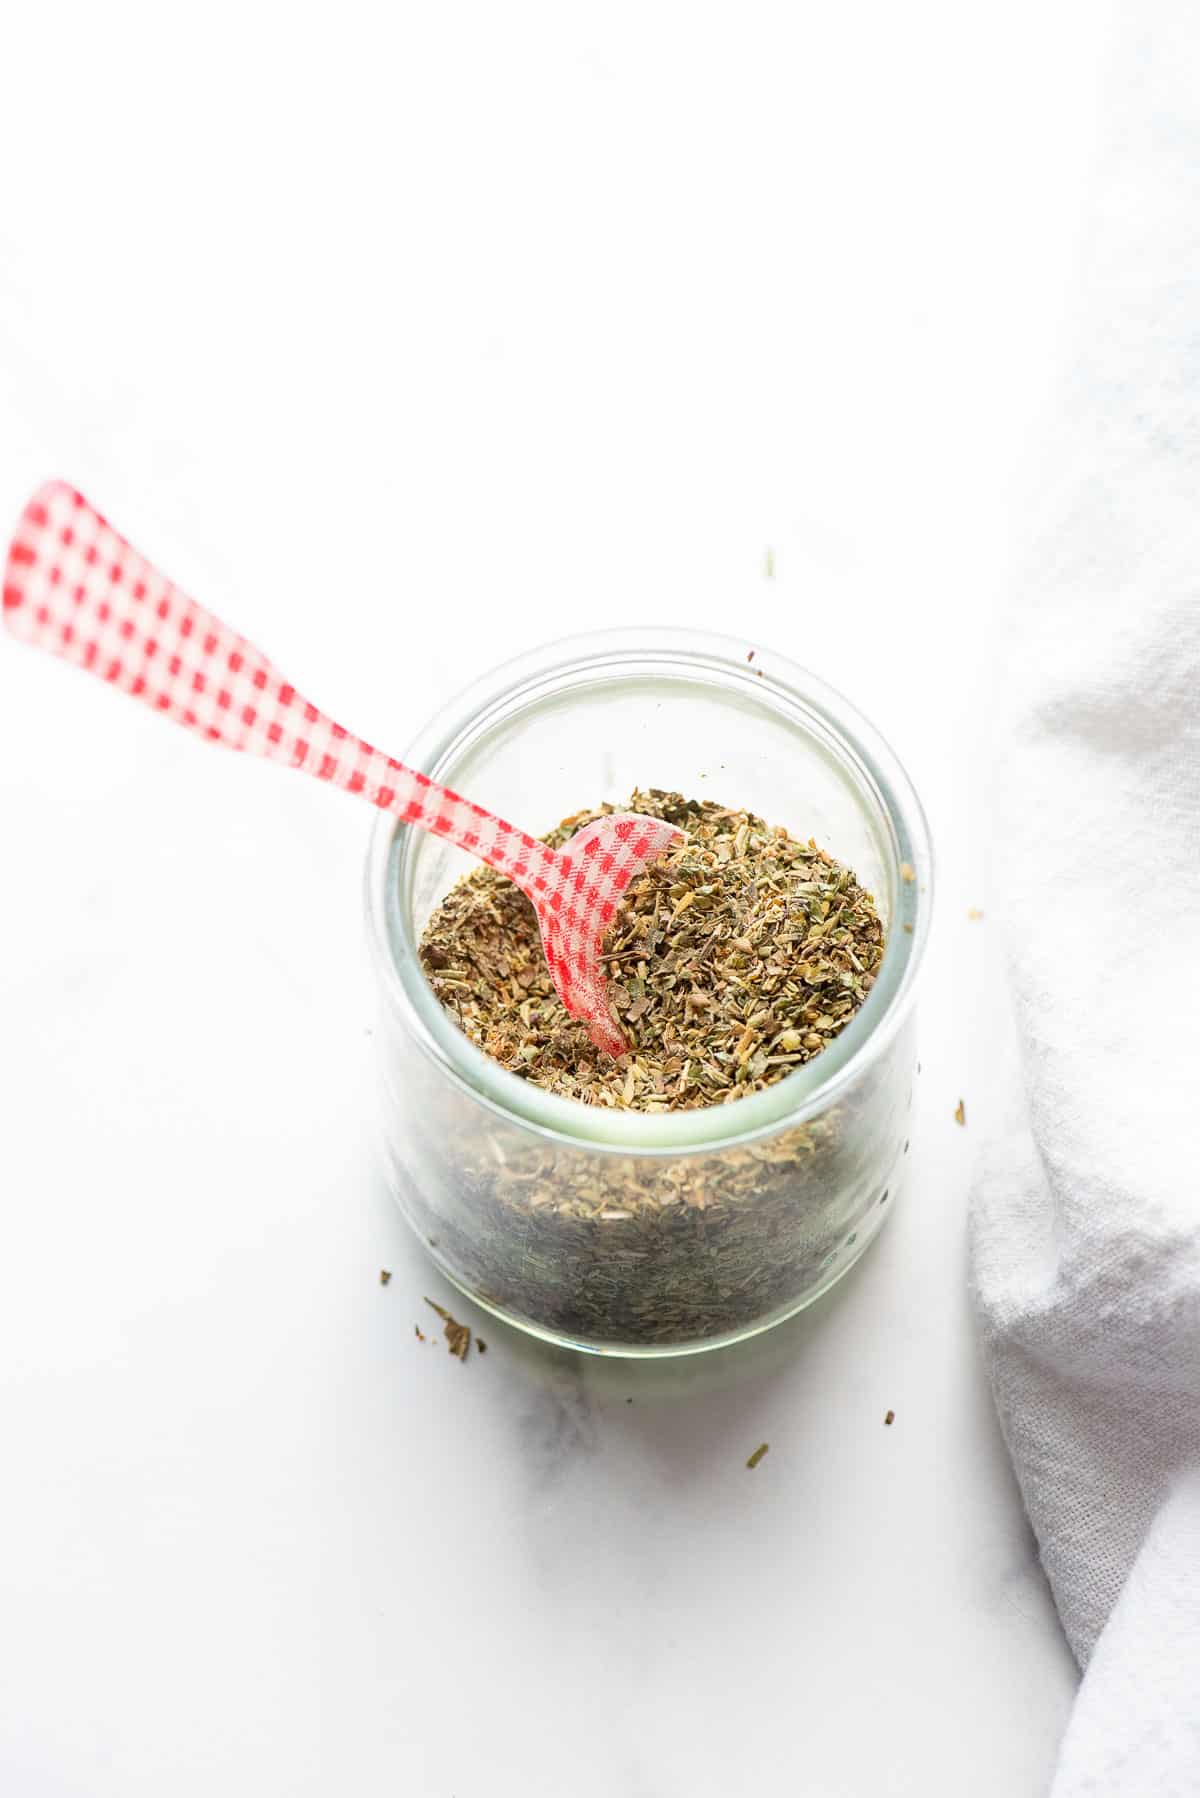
[365,629,931,1356]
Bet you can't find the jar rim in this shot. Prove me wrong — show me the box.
[364,627,933,1157]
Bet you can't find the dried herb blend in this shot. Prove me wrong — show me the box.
[398,790,905,1349]
[420,789,883,1109]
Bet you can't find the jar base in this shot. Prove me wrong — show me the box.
[385,1147,907,1359]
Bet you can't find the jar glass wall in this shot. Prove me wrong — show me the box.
[365,630,932,1355]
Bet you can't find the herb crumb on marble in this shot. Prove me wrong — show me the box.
[425,1298,471,1361]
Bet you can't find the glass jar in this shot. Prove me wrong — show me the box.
[365,629,931,1356]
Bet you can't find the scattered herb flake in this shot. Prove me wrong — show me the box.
[425,1297,471,1360]
[379,1269,392,1286]
[885,1409,895,1426]
[476,1339,487,1354]
[954,1099,966,1127]
[746,1442,769,1470]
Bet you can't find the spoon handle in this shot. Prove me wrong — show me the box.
[4,482,554,885]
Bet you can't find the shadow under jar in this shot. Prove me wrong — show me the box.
[365,629,932,1356]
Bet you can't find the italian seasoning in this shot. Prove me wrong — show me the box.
[420,789,883,1109]
[406,790,896,1348]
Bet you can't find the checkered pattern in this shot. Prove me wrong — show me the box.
[3,480,679,1055]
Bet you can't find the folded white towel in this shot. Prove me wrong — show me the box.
[969,6,1200,1792]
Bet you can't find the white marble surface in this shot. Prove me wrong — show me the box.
[0,4,1119,1792]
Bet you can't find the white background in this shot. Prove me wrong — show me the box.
[0,5,1118,1794]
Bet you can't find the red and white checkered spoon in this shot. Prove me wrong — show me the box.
[3,480,679,1056]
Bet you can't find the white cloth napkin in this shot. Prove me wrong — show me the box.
[969,7,1200,1794]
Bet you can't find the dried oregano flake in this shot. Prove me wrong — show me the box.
[425,1298,471,1361]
